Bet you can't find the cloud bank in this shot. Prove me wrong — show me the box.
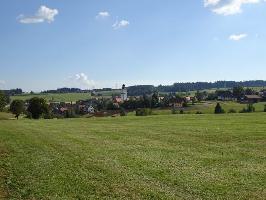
[68,73,95,89]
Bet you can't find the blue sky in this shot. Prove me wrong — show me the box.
[0,0,266,91]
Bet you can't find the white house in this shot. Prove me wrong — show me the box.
[87,105,95,114]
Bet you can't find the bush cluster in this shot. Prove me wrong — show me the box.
[240,104,255,113]
[136,108,152,116]
[228,109,237,113]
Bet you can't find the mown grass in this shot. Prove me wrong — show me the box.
[0,114,266,199]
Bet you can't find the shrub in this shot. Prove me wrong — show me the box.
[228,108,237,113]
[182,102,188,108]
[180,110,184,114]
[240,104,255,113]
[264,105,266,112]
[136,108,152,116]
[65,109,78,118]
[120,108,127,116]
[196,111,203,114]
[214,103,225,114]
[53,114,64,119]
[43,112,54,119]
[171,107,177,114]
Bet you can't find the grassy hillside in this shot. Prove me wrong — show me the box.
[11,93,92,102]
[0,112,13,120]
[0,114,265,199]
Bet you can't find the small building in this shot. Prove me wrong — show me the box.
[87,105,95,114]
[158,96,164,103]
[216,90,235,101]
[243,95,262,103]
[185,96,192,103]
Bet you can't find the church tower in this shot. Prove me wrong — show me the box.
[121,84,127,101]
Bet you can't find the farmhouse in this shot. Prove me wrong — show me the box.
[169,98,184,108]
[243,95,262,103]
[216,90,236,101]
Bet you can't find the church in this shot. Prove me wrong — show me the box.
[121,84,127,101]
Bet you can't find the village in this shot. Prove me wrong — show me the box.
[36,84,266,118]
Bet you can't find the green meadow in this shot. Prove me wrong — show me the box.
[10,93,92,102]
[136,101,266,116]
[10,90,122,102]
[0,114,265,199]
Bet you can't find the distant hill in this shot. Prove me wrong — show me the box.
[3,80,266,97]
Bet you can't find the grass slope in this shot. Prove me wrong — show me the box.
[0,114,266,199]
[0,112,13,120]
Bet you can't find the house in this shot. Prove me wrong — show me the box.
[113,97,123,104]
[243,95,262,103]
[217,95,236,101]
[185,96,192,103]
[169,98,184,108]
[158,96,164,103]
[216,90,236,101]
[59,107,68,114]
[87,105,95,114]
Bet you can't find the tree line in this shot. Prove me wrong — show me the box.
[3,80,266,97]
[129,80,266,95]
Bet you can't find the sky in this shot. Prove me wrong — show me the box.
[0,0,266,91]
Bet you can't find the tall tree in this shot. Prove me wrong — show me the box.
[10,100,24,119]
[233,86,245,100]
[0,91,9,111]
[27,97,48,119]
[151,92,159,108]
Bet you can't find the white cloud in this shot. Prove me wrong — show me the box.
[18,5,59,24]
[96,11,110,19]
[205,0,262,15]
[229,33,248,41]
[69,73,95,89]
[112,20,130,29]
[204,0,221,7]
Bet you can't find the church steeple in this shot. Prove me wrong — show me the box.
[121,84,127,101]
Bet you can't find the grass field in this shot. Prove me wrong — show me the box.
[149,101,266,115]
[0,112,13,120]
[10,90,121,102]
[0,114,265,199]
[11,93,92,102]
